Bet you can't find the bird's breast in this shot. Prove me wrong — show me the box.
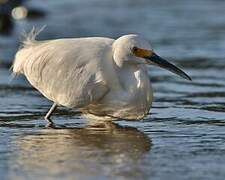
[115,67,153,119]
[85,66,153,120]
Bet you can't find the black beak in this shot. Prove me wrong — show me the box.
[145,53,191,81]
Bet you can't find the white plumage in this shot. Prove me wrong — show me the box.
[13,29,191,124]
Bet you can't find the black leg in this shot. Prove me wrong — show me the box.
[44,102,57,125]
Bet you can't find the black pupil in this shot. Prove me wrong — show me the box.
[133,47,138,52]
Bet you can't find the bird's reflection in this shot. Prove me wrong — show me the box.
[12,122,151,179]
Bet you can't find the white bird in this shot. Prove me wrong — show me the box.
[12,29,191,125]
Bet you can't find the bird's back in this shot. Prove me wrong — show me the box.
[13,34,114,107]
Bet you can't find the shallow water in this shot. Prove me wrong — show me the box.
[0,0,225,179]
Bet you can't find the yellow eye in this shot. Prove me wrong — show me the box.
[132,47,153,58]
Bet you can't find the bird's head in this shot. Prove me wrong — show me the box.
[113,34,191,81]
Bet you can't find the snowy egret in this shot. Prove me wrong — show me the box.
[12,29,191,125]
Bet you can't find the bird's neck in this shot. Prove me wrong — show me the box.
[116,64,145,91]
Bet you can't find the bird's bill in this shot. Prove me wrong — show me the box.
[145,53,192,81]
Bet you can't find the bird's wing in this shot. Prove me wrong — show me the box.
[15,38,113,108]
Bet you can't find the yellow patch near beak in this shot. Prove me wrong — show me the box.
[133,47,153,58]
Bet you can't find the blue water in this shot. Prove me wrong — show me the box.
[0,0,225,179]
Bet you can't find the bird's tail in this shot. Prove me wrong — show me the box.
[11,26,46,75]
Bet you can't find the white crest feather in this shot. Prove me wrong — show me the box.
[20,25,46,49]
[12,26,46,75]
